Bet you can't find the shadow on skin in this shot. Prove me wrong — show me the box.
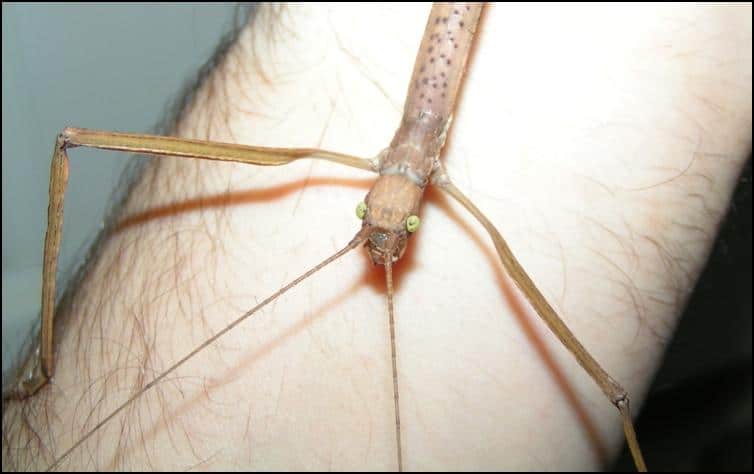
[102,173,608,467]
[112,176,375,234]
[423,185,609,466]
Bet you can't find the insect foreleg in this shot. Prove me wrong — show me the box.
[432,172,648,472]
[2,127,377,401]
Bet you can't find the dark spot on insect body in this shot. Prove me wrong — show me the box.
[420,65,425,73]
[420,93,424,98]
[440,53,445,58]
[459,21,465,28]
[454,9,459,14]
[443,82,447,88]
[432,83,437,88]
[430,57,435,63]
[428,98,432,103]
[435,17,440,25]
[442,17,448,23]
[422,77,428,85]
[454,44,458,49]
[446,59,451,65]
[428,46,434,53]
[440,72,445,77]
[441,93,446,98]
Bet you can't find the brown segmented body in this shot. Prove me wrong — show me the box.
[362,3,483,264]
[5,3,653,471]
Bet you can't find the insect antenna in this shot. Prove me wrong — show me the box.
[46,232,367,471]
[385,259,403,472]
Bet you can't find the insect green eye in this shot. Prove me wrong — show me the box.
[356,202,367,220]
[406,215,420,233]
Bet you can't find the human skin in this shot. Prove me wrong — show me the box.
[3,4,751,471]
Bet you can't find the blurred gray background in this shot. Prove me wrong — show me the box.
[2,3,240,371]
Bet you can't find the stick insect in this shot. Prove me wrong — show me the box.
[8,2,748,470]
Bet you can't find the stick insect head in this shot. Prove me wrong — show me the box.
[355,174,423,266]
